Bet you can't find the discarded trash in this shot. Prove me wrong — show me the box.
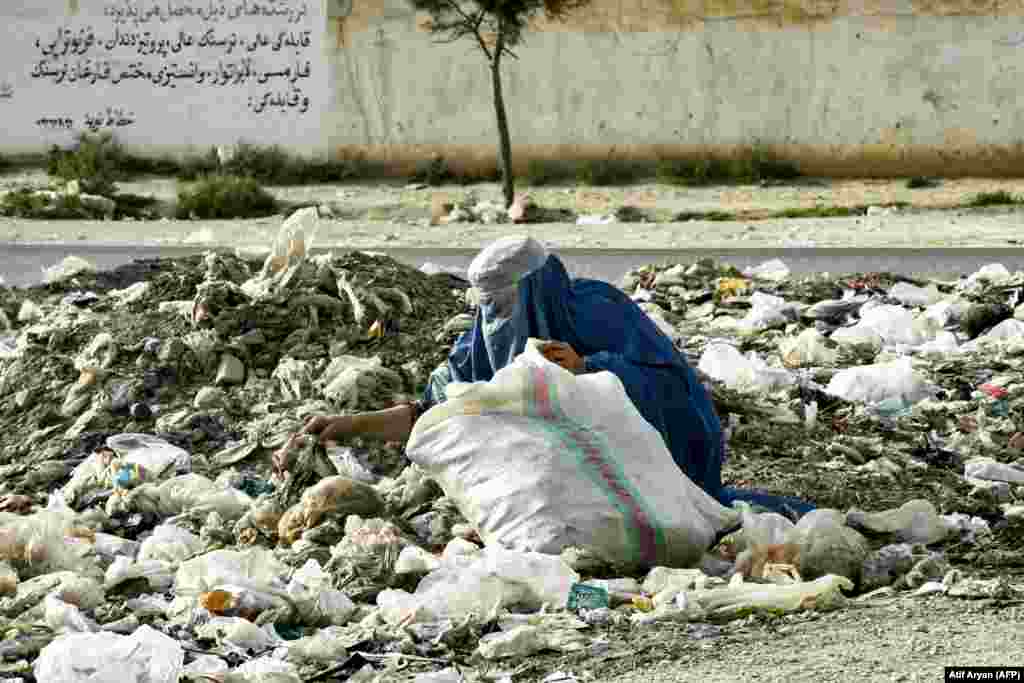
[34,625,184,683]
[1,250,1023,681]
[407,340,739,570]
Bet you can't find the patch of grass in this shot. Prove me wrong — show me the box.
[575,159,653,186]
[112,192,162,219]
[614,206,651,223]
[523,159,575,186]
[968,190,1021,207]
[175,143,370,185]
[1,188,50,217]
[176,148,221,181]
[906,176,940,189]
[176,175,278,219]
[0,188,95,219]
[771,206,863,219]
[46,131,121,196]
[411,155,453,186]
[455,164,502,185]
[657,146,801,186]
[674,210,737,221]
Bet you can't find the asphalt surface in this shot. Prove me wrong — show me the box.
[4,243,1024,288]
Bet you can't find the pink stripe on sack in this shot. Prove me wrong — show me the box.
[528,364,660,565]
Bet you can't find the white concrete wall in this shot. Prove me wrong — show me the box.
[4,0,1024,175]
[322,0,1024,176]
[1,0,330,156]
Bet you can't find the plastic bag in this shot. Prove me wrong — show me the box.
[104,556,175,591]
[230,657,302,683]
[34,625,184,683]
[286,626,351,664]
[196,617,283,651]
[285,559,357,626]
[315,355,405,411]
[182,655,230,680]
[42,255,95,284]
[889,282,942,307]
[980,319,1024,342]
[175,548,289,598]
[688,574,853,618]
[787,509,869,582]
[963,263,1012,290]
[44,593,99,633]
[826,357,934,405]
[698,343,794,393]
[743,259,790,282]
[964,457,1024,485]
[106,433,191,479]
[917,331,960,356]
[408,340,740,571]
[641,567,724,607]
[854,304,938,347]
[830,325,883,351]
[846,499,950,545]
[327,516,411,592]
[278,476,384,547]
[0,510,99,579]
[477,624,588,660]
[729,504,800,580]
[378,545,579,625]
[780,329,837,368]
[273,358,317,402]
[736,292,800,332]
[138,524,204,565]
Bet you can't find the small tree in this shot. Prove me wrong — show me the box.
[408,0,589,208]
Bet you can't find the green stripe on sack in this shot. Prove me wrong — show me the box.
[521,363,666,566]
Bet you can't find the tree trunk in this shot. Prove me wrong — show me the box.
[490,19,515,209]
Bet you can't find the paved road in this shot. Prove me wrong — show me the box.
[4,242,1024,288]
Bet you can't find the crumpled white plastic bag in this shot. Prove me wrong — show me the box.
[826,357,935,405]
[34,625,183,683]
[698,343,794,392]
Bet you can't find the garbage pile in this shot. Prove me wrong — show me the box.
[0,229,1023,682]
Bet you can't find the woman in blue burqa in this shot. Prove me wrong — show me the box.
[293,236,813,519]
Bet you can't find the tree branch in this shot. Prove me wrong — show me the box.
[442,0,492,60]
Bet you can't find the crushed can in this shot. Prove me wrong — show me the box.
[567,583,610,611]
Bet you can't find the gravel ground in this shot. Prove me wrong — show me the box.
[594,596,1024,683]
[4,173,1024,250]
[3,207,1024,251]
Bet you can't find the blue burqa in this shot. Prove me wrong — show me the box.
[422,237,814,521]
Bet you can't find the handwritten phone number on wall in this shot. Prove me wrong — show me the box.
[36,108,138,131]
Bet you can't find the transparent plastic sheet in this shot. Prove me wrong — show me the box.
[138,524,204,565]
[34,624,184,683]
[688,574,854,620]
[278,475,383,547]
[779,329,837,368]
[104,556,175,592]
[230,656,303,683]
[377,544,579,625]
[698,343,795,393]
[0,510,100,580]
[826,357,935,405]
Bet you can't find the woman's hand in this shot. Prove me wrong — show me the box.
[303,414,356,445]
[541,341,585,374]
